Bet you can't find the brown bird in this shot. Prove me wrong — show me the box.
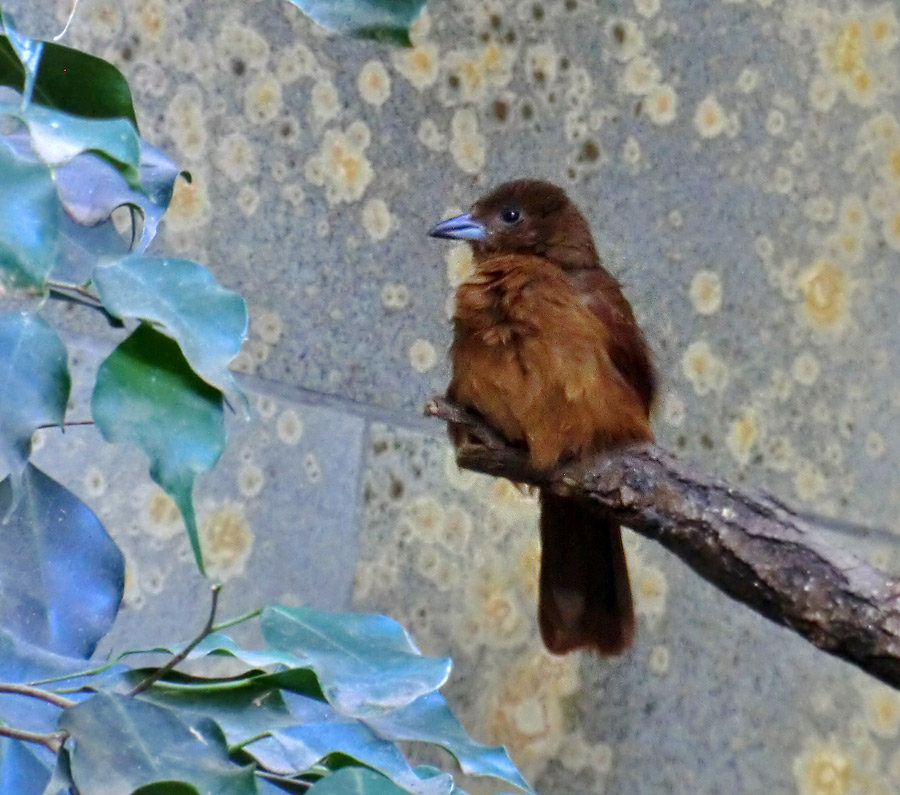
[429,179,656,655]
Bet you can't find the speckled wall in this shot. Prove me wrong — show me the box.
[7,0,900,792]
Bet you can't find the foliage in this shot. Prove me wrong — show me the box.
[286,0,428,46]
[0,5,532,795]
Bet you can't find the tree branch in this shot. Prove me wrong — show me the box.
[129,583,222,696]
[0,724,68,752]
[0,683,76,709]
[425,396,900,689]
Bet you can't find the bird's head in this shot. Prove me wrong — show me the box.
[428,179,599,270]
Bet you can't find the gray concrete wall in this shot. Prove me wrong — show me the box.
[8,0,900,792]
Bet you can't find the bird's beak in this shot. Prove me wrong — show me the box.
[428,213,487,241]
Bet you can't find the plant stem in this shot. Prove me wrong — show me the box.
[212,606,262,633]
[0,724,68,752]
[46,279,99,303]
[255,771,313,792]
[229,730,271,753]
[0,683,76,709]
[129,583,222,696]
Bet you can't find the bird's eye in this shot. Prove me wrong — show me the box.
[500,207,521,225]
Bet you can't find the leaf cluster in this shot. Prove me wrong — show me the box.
[0,7,532,795]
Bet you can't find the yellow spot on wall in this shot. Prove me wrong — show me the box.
[201,503,254,578]
[131,0,165,42]
[380,283,410,310]
[525,43,558,86]
[865,430,886,459]
[681,340,728,395]
[244,74,283,125]
[468,572,527,647]
[815,7,899,107]
[310,79,340,123]
[358,60,391,106]
[392,43,440,90]
[646,83,678,125]
[727,408,759,465]
[167,177,210,231]
[217,23,271,71]
[362,198,393,241]
[606,18,645,62]
[405,496,444,540]
[417,118,447,152]
[634,563,668,622]
[648,644,671,675]
[215,133,258,183]
[736,67,759,93]
[449,108,487,175]
[622,55,661,95]
[794,462,826,502]
[481,651,579,775]
[689,270,722,314]
[141,488,183,540]
[883,210,900,251]
[622,136,641,166]
[797,259,850,330]
[408,339,437,373]
[84,467,106,498]
[237,463,264,498]
[86,0,123,40]
[793,741,851,795]
[237,185,260,218]
[305,123,374,205]
[694,94,727,138]
[166,85,207,159]
[634,0,660,19]
[792,352,820,385]
[276,409,303,445]
[253,311,284,345]
[518,539,541,599]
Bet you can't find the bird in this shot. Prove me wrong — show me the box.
[429,179,656,655]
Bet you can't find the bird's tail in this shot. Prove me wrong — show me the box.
[538,491,635,655]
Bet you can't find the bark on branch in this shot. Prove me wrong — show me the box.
[425,396,900,689]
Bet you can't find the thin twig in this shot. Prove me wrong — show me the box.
[46,279,99,304]
[229,730,272,753]
[0,724,68,752]
[212,606,263,633]
[129,584,222,697]
[53,0,81,41]
[0,683,76,709]
[36,420,95,431]
[255,770,313,792]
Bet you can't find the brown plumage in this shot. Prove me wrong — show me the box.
[429,179,656,654]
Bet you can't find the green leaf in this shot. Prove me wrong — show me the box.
[306,768,411,795]
[0,465,124,658]
[98,667,301,747]
[91,323,226,573]
[0,14,42,104]
[0,140,59,289]
[0,31,137,124]
[261,607,451,718]
[59,692,258,795]
[40,748,74,795]
[93,256,248,404]
[2,101,142,185]
[365,694,533,795]
[50,139,182,258]
[283,0,426,46]
[0,314,69,488]
[244,720,451,795]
